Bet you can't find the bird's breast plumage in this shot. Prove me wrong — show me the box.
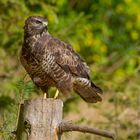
[21,34,56,88]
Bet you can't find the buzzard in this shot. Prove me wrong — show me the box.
[20,16,103,103]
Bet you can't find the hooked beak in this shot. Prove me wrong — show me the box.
[43,21,48,27]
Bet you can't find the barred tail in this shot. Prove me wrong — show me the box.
[73,78,103,103]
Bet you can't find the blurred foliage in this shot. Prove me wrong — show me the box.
[0,0,140,140]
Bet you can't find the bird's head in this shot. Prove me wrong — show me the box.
[24,16,48,37]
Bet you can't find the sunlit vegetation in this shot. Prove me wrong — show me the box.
[0,0,139,139]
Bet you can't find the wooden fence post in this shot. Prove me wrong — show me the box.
[16,98,63,140]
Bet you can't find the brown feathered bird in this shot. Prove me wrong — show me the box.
[20,16,103,103]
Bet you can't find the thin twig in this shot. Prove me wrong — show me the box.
[58,121,116,140]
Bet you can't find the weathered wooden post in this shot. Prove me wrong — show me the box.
[16,98,116,140]
[16,98,63,140]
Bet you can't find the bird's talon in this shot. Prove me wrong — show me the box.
[43,93,47,99]
[54,90,59,99]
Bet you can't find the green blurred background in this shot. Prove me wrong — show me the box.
[0,0,139,139]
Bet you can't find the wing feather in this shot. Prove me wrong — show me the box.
[46,37,90,79]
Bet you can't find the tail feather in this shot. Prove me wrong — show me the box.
[73,78,103,103]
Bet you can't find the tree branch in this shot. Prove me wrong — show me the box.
[58,121,116,140]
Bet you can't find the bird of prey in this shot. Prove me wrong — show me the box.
[20,16,103,103]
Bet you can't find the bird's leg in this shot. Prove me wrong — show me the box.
[33,77,48,99]
[43,92,48,99]
[54,89,59,99]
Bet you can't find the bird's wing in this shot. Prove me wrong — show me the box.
[47,37,90,79]
[46,37,103,103]
[32,35,103,102]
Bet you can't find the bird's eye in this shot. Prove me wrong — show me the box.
[35,20,42,24]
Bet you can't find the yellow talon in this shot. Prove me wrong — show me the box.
[43,93,47,99]
[54,90,59,99]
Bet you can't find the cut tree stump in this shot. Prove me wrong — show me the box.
[16,98,116,140]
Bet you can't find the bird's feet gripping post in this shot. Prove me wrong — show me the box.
[54,89,59,99]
